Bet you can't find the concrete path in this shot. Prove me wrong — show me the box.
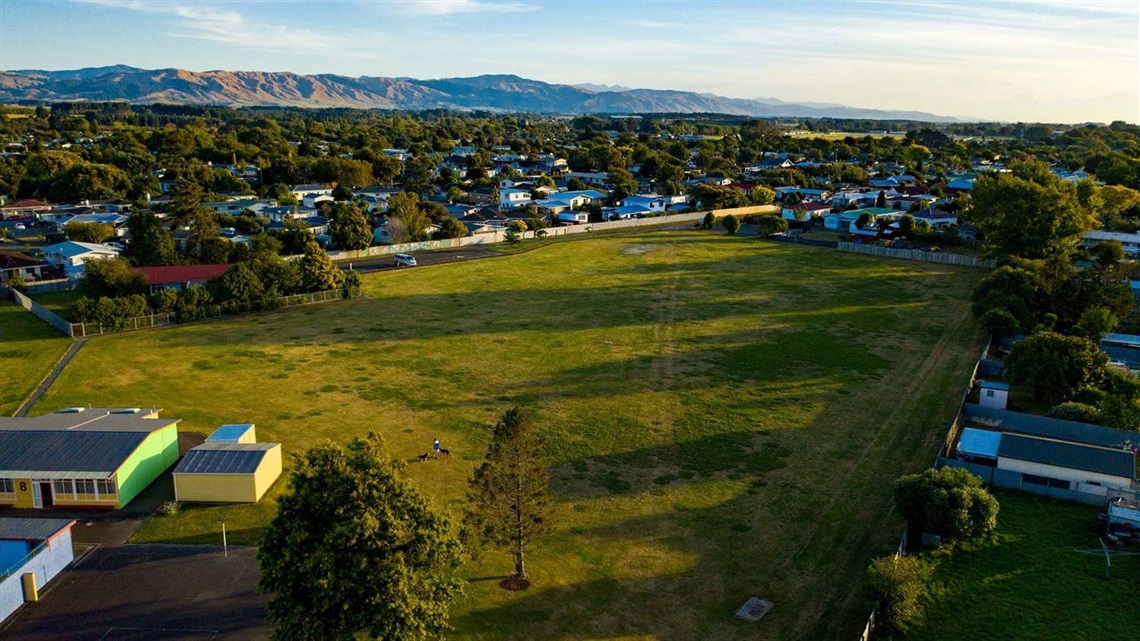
[15,336,87,417]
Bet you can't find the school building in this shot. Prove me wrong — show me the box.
[0,407,180,510]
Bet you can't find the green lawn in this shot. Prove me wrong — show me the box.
[35,231,984,640]
[29,289,82,319]
[903,492,1140,641]
[0,299,72,415]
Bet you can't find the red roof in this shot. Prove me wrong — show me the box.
[1,199,51,210]
[132,264,232,285]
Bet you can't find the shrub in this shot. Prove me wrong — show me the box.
[341,270,362,299]
[866,555,934,633]
[722,214,741,235]
[7,272,27,293]
[702,212,715,230]
[894,466,999,542]
[756,216,789,237]
[157,501,181,516]
[1046,401,1102,424]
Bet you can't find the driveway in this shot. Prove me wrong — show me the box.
[2,544,269,640]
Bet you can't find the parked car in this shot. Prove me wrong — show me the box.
[394,253,417,267]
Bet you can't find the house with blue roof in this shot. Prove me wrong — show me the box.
[40,241,120,277]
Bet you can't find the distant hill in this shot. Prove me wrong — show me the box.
[0,66,958,121]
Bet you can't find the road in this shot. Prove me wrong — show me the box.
[338,245,501,273]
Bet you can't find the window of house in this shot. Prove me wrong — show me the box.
[0,479,13,494]
[1022,473,1070,490]
[985,390,994,397]
[53,479,74,497]
[76,479,95,495]
[97,480,117,496]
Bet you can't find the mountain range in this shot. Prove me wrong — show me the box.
[0,65,958,122]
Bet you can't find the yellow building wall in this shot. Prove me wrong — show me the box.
[54,496,118,508]
[238,426,256,444]
[174,473,257,503]
[12,479,34,508]
[252,445,282,501]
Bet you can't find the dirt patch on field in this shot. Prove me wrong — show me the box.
[623,245,654,255]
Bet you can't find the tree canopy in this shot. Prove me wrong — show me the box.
[259,433,463,641]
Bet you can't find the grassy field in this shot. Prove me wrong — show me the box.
[32,230,984,640]
[28,289,82,319]
[903,492,1140,640]
[0,299,72,415]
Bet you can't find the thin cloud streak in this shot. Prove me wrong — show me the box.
[394,0,537,16]
[76,0,383,58]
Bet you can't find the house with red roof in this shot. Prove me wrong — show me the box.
[131,264,231,293]
[0,199,52,219]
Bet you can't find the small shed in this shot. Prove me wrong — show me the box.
[958,428,1002,462]
[173,442,282,503]
[978,380,1010,410]
[206,424,256,444]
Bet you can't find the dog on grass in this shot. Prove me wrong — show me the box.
[417,452,430,462]
[439,448,451,457]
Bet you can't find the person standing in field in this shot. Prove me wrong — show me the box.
[434,438,441,456]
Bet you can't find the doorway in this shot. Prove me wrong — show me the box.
[35,482,53,508]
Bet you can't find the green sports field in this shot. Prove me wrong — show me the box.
[27,230,984,640]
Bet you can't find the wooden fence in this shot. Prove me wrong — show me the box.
[858,530,909,641]
[838,242,995,268]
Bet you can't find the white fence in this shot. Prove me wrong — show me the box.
[324,206,779,262]
[838,242,996,268]
[5,286,75,336]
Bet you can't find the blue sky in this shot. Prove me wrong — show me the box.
[1,0,1137,123]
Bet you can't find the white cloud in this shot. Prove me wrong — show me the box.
[395,0,537,16]
[75,0,381,58]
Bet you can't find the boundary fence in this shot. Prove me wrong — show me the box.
[858,530,908,641]
[5,285,74,336]
[838,242,996,268]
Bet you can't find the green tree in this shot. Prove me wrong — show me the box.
[1046,402,1102,424]
[1074,306,1118,341]
[66,221,114,243]
[722,214,741,235]
[1005,331,1109,403]
[299,242,345,292]
[80,257,147,298]
[855,212,873,229]
[259,433,462,641]
[386,192,430,243]
[1090,240,1125,270]
[971,159,1096,260]
[329,203,372,251]
[970,265,1041,337]
[126,210,176,266]
[866,555,935,634]
[464,407,552,584]
[875,190,887,208]
[893,466,999,542]
[702,212,715,230]
[210,262,266,312]
[435,216,468,239]
[756,215,789,237]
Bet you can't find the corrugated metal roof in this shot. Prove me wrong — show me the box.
[0,431,152,474]
[958,428,1002,459]
[999,433,1136,478]
[174,443,278,475]
[0,408,173,433]
[0,518,75,542]
[207,424,254,443]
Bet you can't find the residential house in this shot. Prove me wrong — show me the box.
[781,201,831,221]
[0,199,51,220]
[911,208,958,229]
[1085,230,1140,258]
[823,207,896,232]
[203,199,274,215]
[0,251,47,284]
[289,184,334,201]
[557,211,590,225]
[535,190,607,216]
[40,241,120,277]
[131,264,231,293]
[499,188,533,210]
[565,171,609,187]
[775,187,830,203]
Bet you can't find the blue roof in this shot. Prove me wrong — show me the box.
[207,424,255,443]
[174,442,278,474]
[958,428,1002,459]
[979,381,1010,391]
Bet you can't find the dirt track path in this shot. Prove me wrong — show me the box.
[16,336,86,416]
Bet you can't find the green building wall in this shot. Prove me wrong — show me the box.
[114,425,180,508]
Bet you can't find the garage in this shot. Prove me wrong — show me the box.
[173,442,282,503]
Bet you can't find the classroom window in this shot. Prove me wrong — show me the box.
[53,479,74,496]
[0,479,13,494]
[97,480,117,496]
[75,479,95,495]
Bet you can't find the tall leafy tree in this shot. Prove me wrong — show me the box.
[893,466,999,542]
[259,433,463,641]
[971,159,1096,260]
[464,407,552,585]
[1006,331,1109,403]
[299,242,345,292]
[329,203,373,250]
[126,210,176,266]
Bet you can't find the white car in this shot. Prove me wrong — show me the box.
[394,253,417,267]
